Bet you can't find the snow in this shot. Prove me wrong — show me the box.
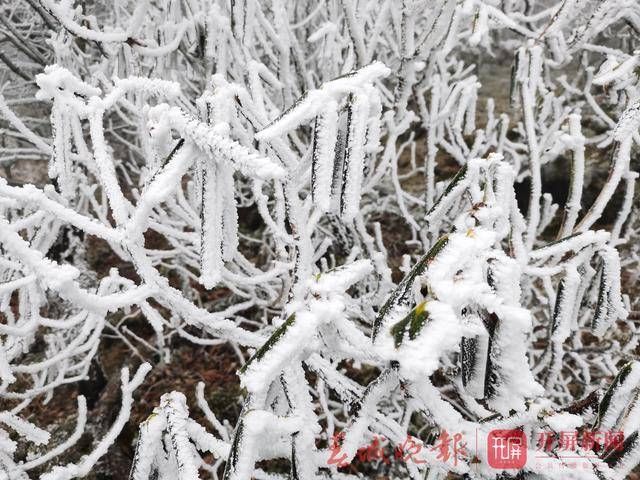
[311,101,339,212]
[546,412,583,432]
[147,104,285,181]
[255,62,390,141]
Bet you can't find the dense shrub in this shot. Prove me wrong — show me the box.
[0,1,639,478]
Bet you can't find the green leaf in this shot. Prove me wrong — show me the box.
[390,301,430,347]
[372,235,449,340]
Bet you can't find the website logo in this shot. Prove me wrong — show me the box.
[487,429,527,469]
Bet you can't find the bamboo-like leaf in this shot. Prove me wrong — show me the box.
[593,362,640,431]
[239,314,296,374]
[591,247,626,335]
[311,102,339,212]
[509,49,523,107]
[461,325,490,398]
[372,235,449,340]
[592,262,608,331]
[222,411,246,480]
[602,430,638,468]
[290,432,301,480]
[425,165,468,223]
